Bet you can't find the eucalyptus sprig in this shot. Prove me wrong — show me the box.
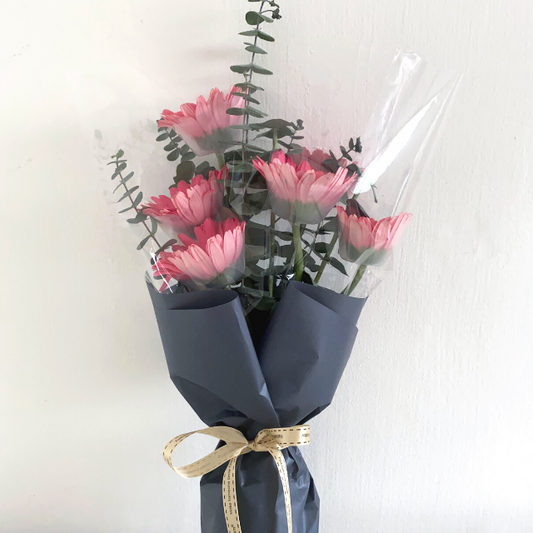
[322,136,364,177]
[108,150,175,254]
[227,0,282,163]
[155,127,215,185]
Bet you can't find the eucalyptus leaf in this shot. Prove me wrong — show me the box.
[227,107,247,116]
[230,64,253,74]
[272,230,293,241]
[255,126,293,140]
[155,239,178,255]
[111,162,127,179]
[239,29,275,42]
[279,244,295,259]
[259,119,292,129]
[243,142,266,152]
[127,212,148,224]
[245,44,267,54]
[231,162,255,173]
[320,219,338,233]
[116,185,139,203]
[167,150,180,162]
[137,235,151,251]
[250,64,273,75]
[328,257,348,276]
[195,161,211,174]
[314,242,328,254]
[235,81,264,92]
[231,92,261,105]
[245,11,263,25]
[156,133,169,142]
[175,161,196,182]
[112,172,134,192]
[132,192,143,208]
[245,106,268,118]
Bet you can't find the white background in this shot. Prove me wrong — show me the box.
[1,1,533,532]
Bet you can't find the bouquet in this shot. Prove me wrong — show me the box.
[102,2,459,532]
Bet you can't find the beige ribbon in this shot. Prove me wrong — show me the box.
[163,425,311,533]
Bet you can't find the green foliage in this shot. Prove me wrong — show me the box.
[239,29,275,42]
[108,150,171,253]
[108,1,363,300]
[320,137,364,178]
[175,161,196,183]
[246,11,273,25]
[244,44,267,55]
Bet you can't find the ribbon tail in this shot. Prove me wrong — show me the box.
[268,448,293,533]
[222,456,242,533]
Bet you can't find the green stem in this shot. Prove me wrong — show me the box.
[242,0,267,148]
[314,233,338,285]
[293,223,304,282]
[268,130,278,298]
[269,210,276,297]
[216,153,225,170]
[343,264,367,296]
[115,162,162,251]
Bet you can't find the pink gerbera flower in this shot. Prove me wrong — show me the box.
[158,87,245,156]
[142,169,226,234]
[153,218,246,289]
[337,201,412,265]
[253,150,356,224]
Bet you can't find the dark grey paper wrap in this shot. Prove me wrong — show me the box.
[148,281,366,533]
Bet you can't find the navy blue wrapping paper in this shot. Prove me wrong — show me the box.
[148,281,366,533]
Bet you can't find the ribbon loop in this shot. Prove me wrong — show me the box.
[163,425,311,533]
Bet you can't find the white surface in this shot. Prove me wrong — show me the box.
[1,1,533,532]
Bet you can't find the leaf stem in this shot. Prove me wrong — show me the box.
[292,223,304,282]
[268,129,278,298]
[113,160,162,251]
[269,210,276,297]
[314,233,338,284]
[242,0,267,148]
[343,264,367,296]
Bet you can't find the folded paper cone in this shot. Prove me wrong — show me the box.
[148,282,366,533]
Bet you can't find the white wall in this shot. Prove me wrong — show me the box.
[1,1,533,532]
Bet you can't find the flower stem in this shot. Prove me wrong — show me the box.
[314,233,338,285]
[293,223,304,282]
[343,264,367,296]
[269,210,276,297]
[272,129,278,150]
[216,153,225,170]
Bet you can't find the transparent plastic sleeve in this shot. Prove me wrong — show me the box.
[83,51,459,308]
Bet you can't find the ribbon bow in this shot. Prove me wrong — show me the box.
[163,425,311,533]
